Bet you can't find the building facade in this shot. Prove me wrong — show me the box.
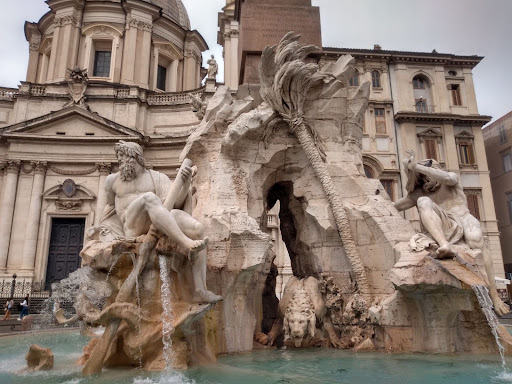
[483,111,512,274]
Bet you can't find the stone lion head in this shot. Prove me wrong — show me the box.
[283,300,316,347]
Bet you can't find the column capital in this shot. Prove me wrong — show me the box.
[95,162,112,175]
[31,161,48,175]
[5,160,21,174]
[53,14,81,28]
[127,16,152,32]
[29,36,41,52]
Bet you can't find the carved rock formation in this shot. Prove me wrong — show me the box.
[25,344,54,371]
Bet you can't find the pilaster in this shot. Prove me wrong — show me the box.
[20,161,48,273]
[0,160,21,270]
[229,27,239,89]
[51,5,84,82]
[26,33,41,83]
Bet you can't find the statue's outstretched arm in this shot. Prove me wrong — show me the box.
[394,195,415,212]
[413,164,458,186]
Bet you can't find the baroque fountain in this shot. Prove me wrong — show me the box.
[2,33,512,383]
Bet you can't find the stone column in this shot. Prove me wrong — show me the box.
[223,31,232,88]
[229,28,239,90]
[26,36,41,83]
[46,19,62,83]
[0,160,21,270]
[21,161,48,272]
[121,18,138,84]
[183,48,198,91]
[170,60,179,92]
[138,25,153,88]
[94,163,112,225]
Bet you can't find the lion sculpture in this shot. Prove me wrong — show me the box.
[258,276,343,348]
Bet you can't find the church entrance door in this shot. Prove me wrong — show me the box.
[45,218,85,290]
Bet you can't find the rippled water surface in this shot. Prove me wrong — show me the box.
[1,331,511,384]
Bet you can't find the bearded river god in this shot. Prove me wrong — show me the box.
[101,140,221,304]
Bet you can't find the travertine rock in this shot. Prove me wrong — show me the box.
[25,344,54,371]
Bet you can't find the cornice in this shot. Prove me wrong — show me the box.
[322,48,483,68]
[394,112,492,125]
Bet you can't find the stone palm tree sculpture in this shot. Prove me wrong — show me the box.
[258,32,372,304]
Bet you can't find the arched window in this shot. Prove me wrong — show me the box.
[412,75,433,113]
[413,75,427,89]
[349,70,359,87]
[364,165,374,178]
[372,70,381,88]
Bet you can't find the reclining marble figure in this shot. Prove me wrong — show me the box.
[101,140,221,303]
[394,149,509,315]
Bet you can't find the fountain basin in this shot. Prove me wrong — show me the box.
[0,330,510,383]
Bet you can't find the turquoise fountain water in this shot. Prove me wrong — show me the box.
[0,330,511,384]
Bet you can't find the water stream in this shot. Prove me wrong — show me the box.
[159,254,175,368]
[472,284,507,369]
[135,276,144,369]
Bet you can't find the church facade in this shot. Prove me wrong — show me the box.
[0,0,506,292]
[0,0,207,286]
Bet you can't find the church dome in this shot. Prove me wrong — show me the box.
[143,0,191,30]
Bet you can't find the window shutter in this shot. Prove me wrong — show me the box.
[424,139,438,160]
[465,193,480,220]
[468,143,475,164]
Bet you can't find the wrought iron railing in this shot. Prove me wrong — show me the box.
[0,278,77,316]
[0,279,51,299]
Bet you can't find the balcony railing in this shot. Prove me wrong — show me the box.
[414,104,436,113]
[146,89,204,106]
[0,87,17,100]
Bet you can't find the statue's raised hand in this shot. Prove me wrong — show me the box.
[179,165,193,184]
[404,149,417,171]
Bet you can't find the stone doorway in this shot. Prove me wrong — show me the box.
[45,218,85,290]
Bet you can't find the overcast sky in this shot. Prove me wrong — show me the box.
[0,0,510,125]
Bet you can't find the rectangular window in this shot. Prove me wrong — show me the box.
[372,71,381,88]
[450,84,462,106]
[381,179,394,201]
[499,126,508,144]
[93,51,111,77]
[424,138,438,160]
[464,190,480,220]
[374,108,386,134]
[157,65,167,91]
[458,141,475,165]
[503,153,512,173]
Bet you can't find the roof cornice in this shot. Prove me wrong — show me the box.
[394,112,492,125]
[322,47,483,67]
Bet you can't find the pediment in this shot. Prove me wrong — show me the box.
[417,127,442,137]
[454,130,474,139]
[0,106,143,141]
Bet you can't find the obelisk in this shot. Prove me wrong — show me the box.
[237,0,322,84]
